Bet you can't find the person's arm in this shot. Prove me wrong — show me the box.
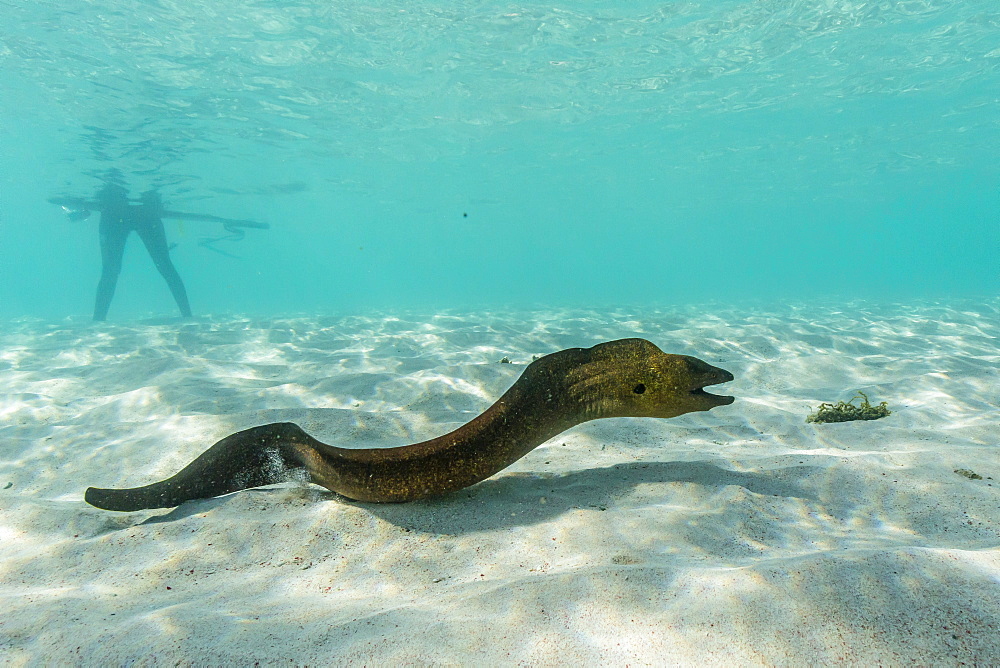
[47,197,99,221]
[161,210,270,229]
[48,196,101,208]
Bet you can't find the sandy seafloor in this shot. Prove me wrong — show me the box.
[0,299,998,666]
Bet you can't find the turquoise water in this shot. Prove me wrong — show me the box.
[1,1,997,319]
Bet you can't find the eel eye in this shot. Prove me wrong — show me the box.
[633,383,646,395]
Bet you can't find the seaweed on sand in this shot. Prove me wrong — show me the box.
[807,391,891,424]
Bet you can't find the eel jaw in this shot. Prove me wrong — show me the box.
[690,371,735,407]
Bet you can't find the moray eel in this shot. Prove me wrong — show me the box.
[85,338,734,511]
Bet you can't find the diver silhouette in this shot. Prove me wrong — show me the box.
[49,183,268,321]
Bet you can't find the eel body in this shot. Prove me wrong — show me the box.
[85,338,734,511]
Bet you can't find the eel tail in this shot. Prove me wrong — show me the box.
[84,422,317,512]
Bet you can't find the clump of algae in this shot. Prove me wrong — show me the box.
[807,391,891,424]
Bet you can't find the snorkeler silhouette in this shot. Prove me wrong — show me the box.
[49,183,269,321]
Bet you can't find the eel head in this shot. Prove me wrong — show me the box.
[564,338,735,420]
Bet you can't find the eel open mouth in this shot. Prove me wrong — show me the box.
[690,370,735,406]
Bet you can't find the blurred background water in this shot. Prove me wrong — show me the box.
[1,0,997,320]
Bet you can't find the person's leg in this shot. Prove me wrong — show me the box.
[137,220,192,317]
[94,219,129,321]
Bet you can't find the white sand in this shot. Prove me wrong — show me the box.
[1,300,998,665]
